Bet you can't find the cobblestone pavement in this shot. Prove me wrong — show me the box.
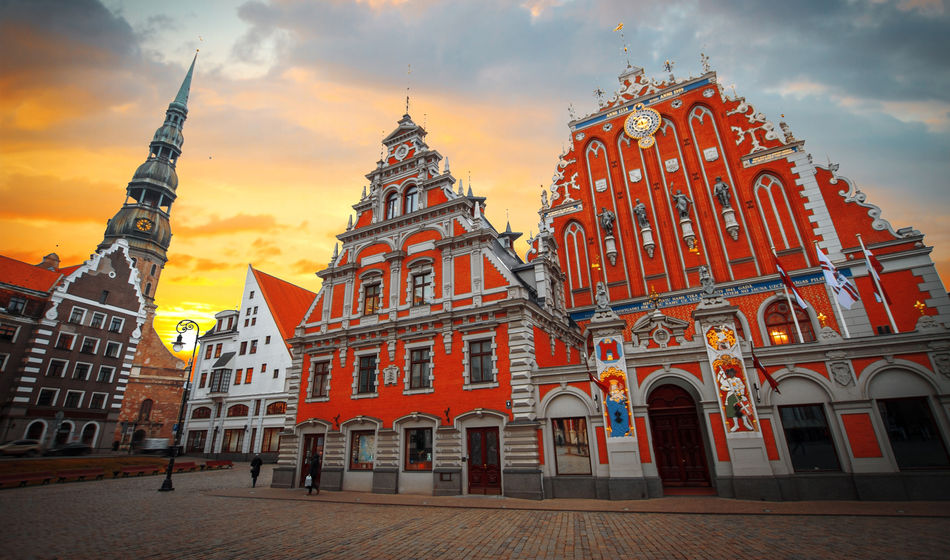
[1,462,949,559]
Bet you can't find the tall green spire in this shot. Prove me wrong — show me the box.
[170,53,197,111]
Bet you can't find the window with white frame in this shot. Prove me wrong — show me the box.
[80,337,100,354]
[404,427,432,471]
[411,271,432,306]
[463,336,497,387]
[55,332,76,350]
[88,393,107,410]
[47,359,68,377]
[108,317,124,333]
[73,362,92,380]
[311,360,330,398]
[0,323,18,342]
[363,281,382,316]
[37,388,58,407]
[404,185,420,214]
[8,296,26,314]
[96,365,115,383]
[405,346,432,391]
[90,312,106,329]
[63,390,83,409]
[69,306,87,325]
[104,341,122,358]
[385,191,399,220]
[355,354,378,395]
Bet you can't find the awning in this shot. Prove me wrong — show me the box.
[212,352,236,368]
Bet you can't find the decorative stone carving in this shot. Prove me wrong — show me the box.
[703,147,719,162]
[933,353,950,378]
[665,158,679,173]
[383,364,400,386]
[594,178,608,192]
[699,265,715,295]
[628,169,642,183]
[595,282,610,311]
[830,361,854,387]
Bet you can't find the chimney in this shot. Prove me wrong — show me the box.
[38,253,60,270]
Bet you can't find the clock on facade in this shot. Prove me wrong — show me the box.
[623,103,661,149]
[135,218,154,232]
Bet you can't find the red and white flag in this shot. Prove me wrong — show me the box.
[862,245,892,305]
[816,246,859,309]
[773,253,809,310]
[751,346,780,394]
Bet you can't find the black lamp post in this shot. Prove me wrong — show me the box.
[159,319,199,492]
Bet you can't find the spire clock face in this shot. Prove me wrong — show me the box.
[623,103,661,149]
[135,218,154,232]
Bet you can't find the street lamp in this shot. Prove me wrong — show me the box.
[159,319,200,492]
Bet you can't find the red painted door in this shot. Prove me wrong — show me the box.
[299,433,324,487]
[648,385,710,488]
[467,427,501,495]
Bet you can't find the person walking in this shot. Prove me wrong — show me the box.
[307,452,321,495]
[250,455,263,488]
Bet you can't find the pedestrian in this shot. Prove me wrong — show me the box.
[307,452,322,495]
[250,454,263,488]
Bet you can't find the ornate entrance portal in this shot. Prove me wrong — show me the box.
[466,427,501,494]
[648,384,711,488]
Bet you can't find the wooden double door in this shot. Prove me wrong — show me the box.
[648,385,711,488]
[466,427,501,495]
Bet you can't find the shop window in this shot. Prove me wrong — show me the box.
[187,431,207,452]
[261,427,281,453]
[778,404,841,471]
[551,417,592,475]
[222,429,244,453]
[878,397,950,469]
[349,430,375,470]
[405,427,432,471]
[409,348,431,389]
[764,300,815,345]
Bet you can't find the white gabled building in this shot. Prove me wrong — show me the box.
[183,265,315,460]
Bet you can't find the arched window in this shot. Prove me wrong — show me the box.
[227,404,249,417]
[385,192,399,220]
[81,423,97,445]
[266,401,287,415]
[191,407,211,419]
[138,399,153,421]
[26,420,45,440]
[404,185,419,214]
[764,300,815,345]
[145,282,152,296]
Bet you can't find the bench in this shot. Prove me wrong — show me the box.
[203,460,233,470]
[0,471,55,488]
[173,461,198,473]
[56,468,105,483]
[117,465,161,477]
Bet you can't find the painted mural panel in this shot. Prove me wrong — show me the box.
[594,335,635,438]
[703,324,760,436]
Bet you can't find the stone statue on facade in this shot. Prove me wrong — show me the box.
[595,281,610,311]
[598,207,616,236]
[633,199,650,228]
[672,190,692,219]
[713,177,732,209]
[699,264,715,295]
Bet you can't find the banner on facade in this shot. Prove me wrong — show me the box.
[702,325,760,437]
[594,335,636,438]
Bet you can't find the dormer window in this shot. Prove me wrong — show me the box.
[385,192,399,220]
[404,185,419,214]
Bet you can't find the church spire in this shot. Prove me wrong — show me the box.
[170,53,197,112]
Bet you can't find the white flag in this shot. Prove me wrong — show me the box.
[816,247,859,309]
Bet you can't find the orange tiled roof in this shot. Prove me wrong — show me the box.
[252,268,316,347]
[0,254,64,293]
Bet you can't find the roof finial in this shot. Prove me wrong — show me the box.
[405,64,411,115]
[613,22,630,68]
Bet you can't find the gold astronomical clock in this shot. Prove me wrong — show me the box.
[623,103,661,149]
[135,218,154,232]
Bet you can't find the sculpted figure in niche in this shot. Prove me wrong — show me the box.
[713,176,732,209]
[595,281,610,310]
[633,199,650,229]
[598,207,616,236]
[672,189,692,219]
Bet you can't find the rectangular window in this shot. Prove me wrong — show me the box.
[227,317,234,330]
[96,365,115,383]
[253,306,258,315]
[358,355,376,394]
[261,363,267,373]
[240,341,247,355]
[244,318,249,327]
[409,348,431,389]
[245,367,254,384]
[89,393,106,410]
[254,400,261,416]
[204,344,213,360]
[55,333,75,350]
[234,369,243,385]
[63,390,82,409]
[0,324,17,341]
[214,344,222,358]
[98,290,109,304]
[8,296,26,314]
[69,307,86,324]
[265,335,271,344]
[363,283,381,315]
[878,397,950,469]
[273,368,279,379]
[261,427,281,453]
[104,341,122,358]
[80,337,99,354]
[209,370,231,392]
[405,427,433,471]
[778,405,841,472]
[246,307,252,316]
[187,430,207,453]
[222,429,244,453]
[73,362,92,381]
[199,372,208,388]
[37,388,57,407]
[47,359,68,377]
[108,317,124,333]
[90,312,105,329]
[469,340,493,383]
[251,317,256,326]
[411,272,432,306]
[312,361,329,398]
[249,291,255,300]
[349,430,375,470]
[551,418,592,475]
[250,340,258,354]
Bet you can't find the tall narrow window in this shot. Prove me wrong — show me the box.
[469,340,493,384]
[878,397,950,469]
[404,185,420,214]
[409,348,431,389]
[204,344,213,360]
[244,367,254,384]
[405,427,432,471]
[312,361,329,398]
[138,399,153,421]
[358,355,377,394]
[778,404,840,471]
[411,272,431,306]
[385,192,399,219]
[363,283,381,315]
[250,340,258,354]
[764,300,815,345]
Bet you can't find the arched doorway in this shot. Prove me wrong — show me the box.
[26,421,45,441]
[81,423,97,445]
[55,421,73,446]
[648,384,711,489]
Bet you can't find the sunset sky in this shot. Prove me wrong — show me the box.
[2,0,949,354]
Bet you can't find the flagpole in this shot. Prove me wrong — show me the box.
[772,247,805,344]
[857,234,899,334]
[815,241,851,338]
